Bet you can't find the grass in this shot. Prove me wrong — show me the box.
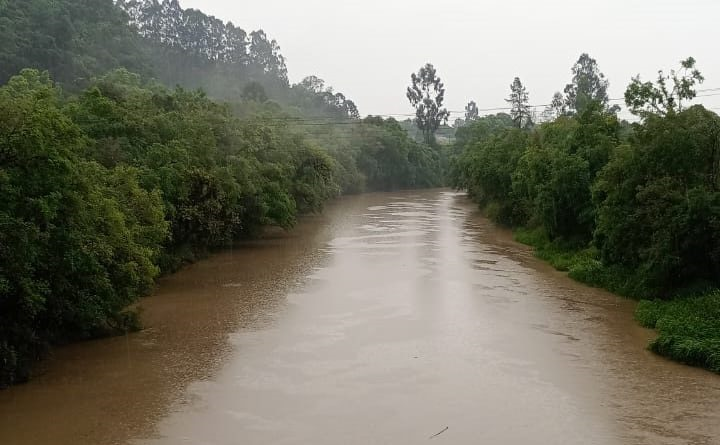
[514,227,643,296]
[514,227,589,272]
[636,293,720,372]
[514,226,720,374]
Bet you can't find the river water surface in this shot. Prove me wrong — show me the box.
[1,190,719,444]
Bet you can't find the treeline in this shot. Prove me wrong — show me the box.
[0,0,149,87]
[0,0,444,387]
[0,0,286,92]
[116,0,292,103]
[452,55,720,372]
[0,0,356,116]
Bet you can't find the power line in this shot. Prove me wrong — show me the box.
[239,88,720,127]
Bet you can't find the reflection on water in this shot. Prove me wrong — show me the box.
[0,190,719,445]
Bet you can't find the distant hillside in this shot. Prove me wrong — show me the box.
[0,0,149,87]
[0,0,358,117]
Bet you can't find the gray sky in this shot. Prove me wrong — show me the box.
[182,0,720,120]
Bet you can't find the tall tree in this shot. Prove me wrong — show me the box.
[563,53,613,114]
[543,91,566,120]
[465,100,479,122]
[242,81,268,102]
[625,57,704,118]
[406,63,450,145]
[506,77,531,128]
[249,30,288,83]
[292,76,360,118]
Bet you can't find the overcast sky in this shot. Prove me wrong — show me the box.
[181,0,720,120]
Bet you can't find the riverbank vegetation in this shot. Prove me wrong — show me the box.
[0,0,444,387]
[452,54,720,373]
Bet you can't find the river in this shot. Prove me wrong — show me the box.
[1,190,719,444]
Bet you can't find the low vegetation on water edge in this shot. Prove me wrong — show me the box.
[514,228,642,297]
[514,228,720,372]
[636,292,720,373]
[451,54,720,373]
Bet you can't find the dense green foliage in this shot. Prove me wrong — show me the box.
[350,117,443,190]
[594,107,720,295]
[0,69,442,387]
[0,0,357,116]
[452,56,720,372]
[0,0,149,87]
[0,70,167,385]
[118,0,291,101]
[0,0,443,387]
[636,292,720,372]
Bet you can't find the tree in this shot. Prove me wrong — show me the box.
[298,75,325,94]
[542,91,566,121]
[511,103,619,241]
[249,30,288,84]
[406,63,450,145]
[564,53,614,114]
[625,57,704,118]
[594,106,720,294]
[506,77,531,128]
[351,117,442,190]
[291,76,360,118]
[465,100,479,122]
[455,128,529,224]
[513,141,593,239]
[242,81,268,102]
[330,92,360,119]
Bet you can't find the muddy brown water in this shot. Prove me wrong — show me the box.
[1,190,719,445]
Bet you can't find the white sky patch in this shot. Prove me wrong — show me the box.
[180,0,720,121]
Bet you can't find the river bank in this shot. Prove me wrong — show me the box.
[514,227,720,374]
[0,207,338,445]
[1,191,719,445]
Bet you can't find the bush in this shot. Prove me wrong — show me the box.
[636,292,720,373]
[594,107,720,295]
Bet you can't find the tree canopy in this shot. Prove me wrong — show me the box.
[563,53,614,114]
[406,63,450,145]
[506,77,531,128]
[625,57,704,117]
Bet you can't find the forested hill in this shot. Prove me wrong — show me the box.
[0,0,148,87]
[0,0,285,92]
[115,0,295,105]
[0,0,358,116]
[0,0,444,387]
